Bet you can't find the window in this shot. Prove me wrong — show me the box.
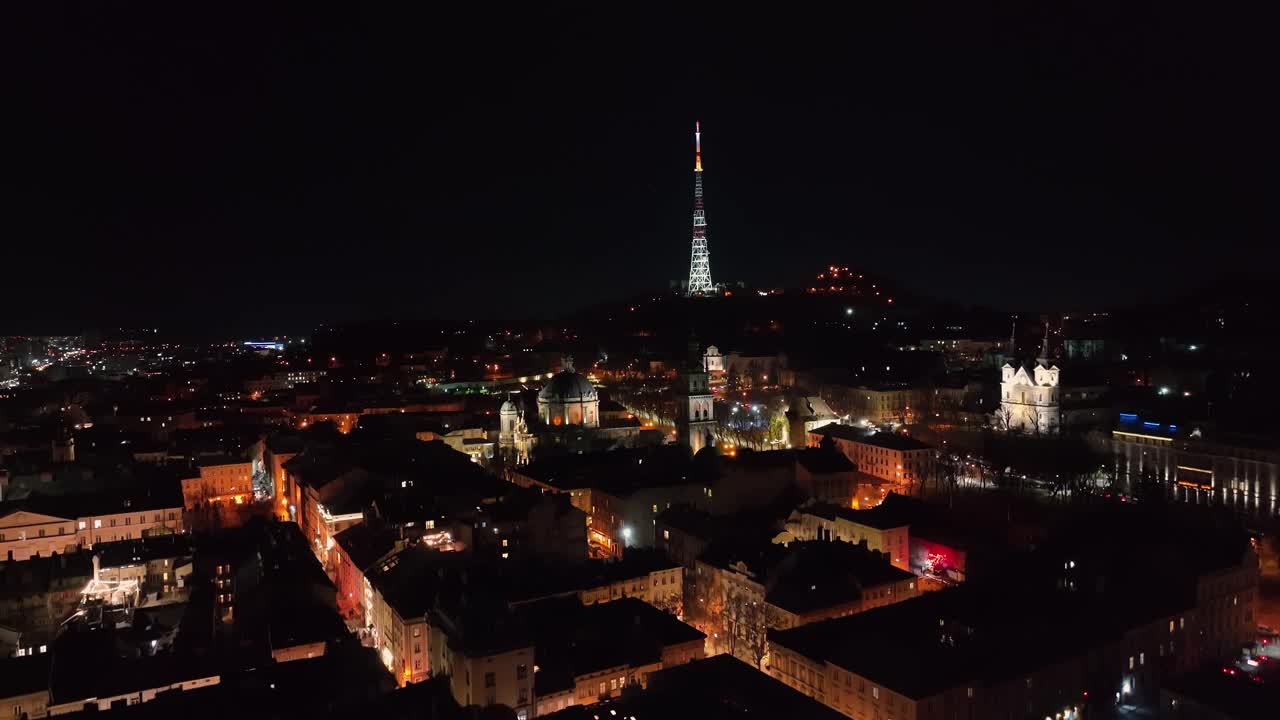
[1128,656,1134,670]
[966,687,973,698]
[610,678,618,691]
[426,520,435,530]
[599,681,606,695]
[517,664,528,680]
[484,672,495,688]
[518,688,528,704]
[412,626,421,638]
[94,519,102,529]
[663,530,670,541]
[1140,652,1145,665]
[38,529,45,537]
[872,687,879,700]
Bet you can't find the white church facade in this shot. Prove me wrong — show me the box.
[998,325,1061,434]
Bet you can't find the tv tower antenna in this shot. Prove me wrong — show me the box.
[686,121,715,296]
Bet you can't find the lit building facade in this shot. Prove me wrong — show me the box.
[0,502,183,562]
[183,456,253,509]
[676,342,716,454]
[537,366,600,428]
[807,425,935,489]
[998,330,1061,434]
[785,504,911,571]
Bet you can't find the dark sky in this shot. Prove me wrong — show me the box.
[7,3,1276,333]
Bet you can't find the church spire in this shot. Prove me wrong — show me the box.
[1039,320,1051,365]
[1007,316,1017,357]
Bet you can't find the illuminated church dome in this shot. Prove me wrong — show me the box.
[538,367,599,428]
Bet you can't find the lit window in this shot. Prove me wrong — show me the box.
[93,519,102,529]
[663,530,670,541]
[872,687,879,700]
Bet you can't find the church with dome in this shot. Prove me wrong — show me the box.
[537,365,599,428]
[497,359,644,463]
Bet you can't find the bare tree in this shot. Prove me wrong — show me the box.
[1029,406,1044,437]
[723,587,768,668]
[994,405,1014,433]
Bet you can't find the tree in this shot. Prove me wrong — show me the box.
[766,412,788,446]
[994,405,1014,433]
[652,588,683,618]
[722,587,768,668]
[1029,406,1044,437]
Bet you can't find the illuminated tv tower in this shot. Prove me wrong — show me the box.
[686,121,715,296]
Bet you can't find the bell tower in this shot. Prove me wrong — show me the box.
[677,339,717,454]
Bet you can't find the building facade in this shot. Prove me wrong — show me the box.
[807,425,936,490]
[998,334,1061,434]
[676,342,716,455]
[183,456,254,509]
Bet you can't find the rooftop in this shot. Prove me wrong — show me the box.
[516,445,712,496]
[0,652,52,699]
[540,654,846,720]
[333,523,400,573]
[809,424,933,451]
[93,534,194,569]
[518,596,704,695]
[797,499,911,530]
[196,453,249,467]
[0,484,185,521]
[700,538,912,613]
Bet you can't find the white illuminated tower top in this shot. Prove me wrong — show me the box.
[686,121,715,296]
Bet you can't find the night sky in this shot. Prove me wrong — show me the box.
[7,4,1276,333]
